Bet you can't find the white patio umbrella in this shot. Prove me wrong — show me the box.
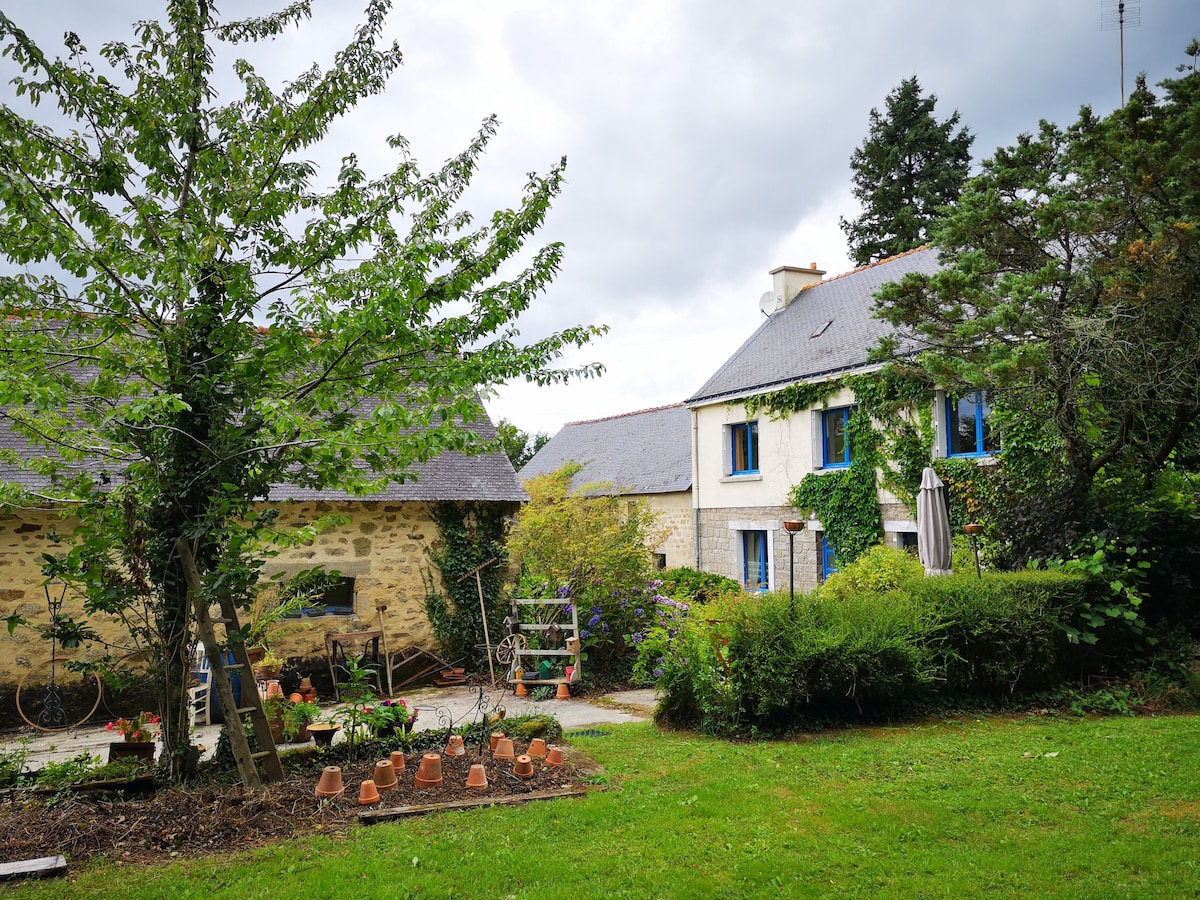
[917,466,953,576]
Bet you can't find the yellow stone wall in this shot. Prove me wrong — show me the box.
[0,500,497,687]
[638,490,695,570]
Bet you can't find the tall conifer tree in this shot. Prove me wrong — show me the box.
[840,76,973,266]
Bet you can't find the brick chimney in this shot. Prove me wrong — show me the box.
[770,262,826,306]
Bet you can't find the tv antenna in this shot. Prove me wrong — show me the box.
[1101,0,1141,105]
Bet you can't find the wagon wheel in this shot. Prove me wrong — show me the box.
[494,633,526,666]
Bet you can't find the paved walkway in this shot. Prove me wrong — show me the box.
[0,685,658,771]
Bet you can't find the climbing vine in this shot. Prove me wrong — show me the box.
[743,364,939,566]
[422,502,512,670]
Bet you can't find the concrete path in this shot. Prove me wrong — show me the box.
[0,684,659,771]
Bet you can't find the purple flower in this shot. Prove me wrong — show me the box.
[649,580,663,590]
[563,603,573,615]
[653,667,664,677]
[556,585,570,597]
[580,628,591,639]
[679,603,690,613]
[588,614,601,628]
[661,598,676,607]
[631,631,644,644]
[620,599,629,608]
[602,623,610,634]
[591,605,603,614]
[634,608,645,617]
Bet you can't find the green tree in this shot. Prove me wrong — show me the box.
[874,55,1200,548]
[495,417,550,470]
[840,76,974,266]
[506,464,667,675]
[0,2,603,777]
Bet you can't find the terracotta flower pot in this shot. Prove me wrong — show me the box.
[445,734,465,757]
[314,765,344,799]
[493,737,515,761]
[308,723,341,748]
[515,682,528,698]
[414,753,443,788]
[555,683,571,700]
[108,741,155,765]
[489,732,506,752]
[373,759,398,790]
[389,750,406,772]
[465,763,488,790]
[527,738,547,758]
[358,779,381,806]
[513,754,534,779]
[544,746,565,767]
[288,692,304,704]
[265,680,283,699]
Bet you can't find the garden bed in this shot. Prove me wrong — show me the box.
[0,740,596,866]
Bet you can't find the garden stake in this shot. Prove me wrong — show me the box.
[457,558,499,685]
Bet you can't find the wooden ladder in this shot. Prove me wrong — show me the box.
[177,539,283,787]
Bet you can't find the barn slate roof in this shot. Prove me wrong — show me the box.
[520,403,692,495]
[688,247,940,405]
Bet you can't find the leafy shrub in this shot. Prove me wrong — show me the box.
[629,594,692,686]
[505,464,668,676]
[656,569,1104,734]
[658,567,742,605]
[815,544,923,600]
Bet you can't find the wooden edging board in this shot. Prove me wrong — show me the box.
[0,855,67,882]
[358,788,587,824]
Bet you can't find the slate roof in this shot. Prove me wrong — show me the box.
[520,403,692,495]
[0,406,525,504]
[688,247,940,404]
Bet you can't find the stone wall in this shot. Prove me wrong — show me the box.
[697,505,824,595]
[639,490,695,570]
[0,500,512,723]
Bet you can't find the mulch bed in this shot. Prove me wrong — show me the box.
[0,740,596,867]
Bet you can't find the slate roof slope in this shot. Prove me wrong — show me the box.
[0,407,525,504]
[520,403,692,495]
[688,247,940,405]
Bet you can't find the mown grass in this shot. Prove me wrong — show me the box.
[13,714,1200,899]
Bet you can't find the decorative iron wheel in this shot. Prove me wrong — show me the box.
[494,633,526,665]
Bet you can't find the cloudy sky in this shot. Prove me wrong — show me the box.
[8,1,1195,437]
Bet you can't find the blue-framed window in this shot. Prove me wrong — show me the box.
[947,391,999,457]
[731,421,759,474]
[822,407,852,468]
[821,535,840,582]
[742,530,768,591]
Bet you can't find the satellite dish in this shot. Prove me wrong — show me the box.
[758,291,784,317]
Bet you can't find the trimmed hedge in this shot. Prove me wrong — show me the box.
[656,569,1100,734]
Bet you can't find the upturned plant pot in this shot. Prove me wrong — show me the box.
[413,753,443,788]
[513,754,535,779]
[544,746,565,767]
[514,682,529,698]
[445,734,466,757]
[298,677,317,703]
[314,765,344,799]
[308,723,341,748]
[373,759,398,791]
[465,764,488,790]
[389,750,406,772]
[493,737,515,761]
[108,741,155,765]
[265,680,283,699]
[555,683,571,700]
[527,738,547,758]
[358,779,381,806]
[489,732,506,752]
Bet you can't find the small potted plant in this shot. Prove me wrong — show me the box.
[106,711,160,764]
[262,693,289,744]
[369,698,417,739]
[283,699,320,743]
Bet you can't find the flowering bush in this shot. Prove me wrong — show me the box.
[108,711,160,742]
[627,594,692,685]
[368,698,417,737]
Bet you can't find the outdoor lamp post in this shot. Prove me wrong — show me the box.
[782,521,805,609]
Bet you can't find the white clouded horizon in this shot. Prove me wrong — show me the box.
[6,0,1194,437]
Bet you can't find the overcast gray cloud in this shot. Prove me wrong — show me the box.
[5,0,1194,435]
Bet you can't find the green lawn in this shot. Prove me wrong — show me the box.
[14,714,1199,899]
